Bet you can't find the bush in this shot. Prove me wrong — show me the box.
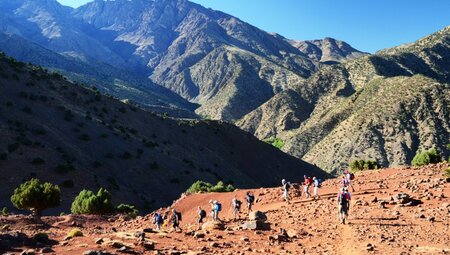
[263,137,284,150]
[10,178,61,218]
[0,207,8,216]
[444,167,450,178]
[116,204,139,218]
[186,180,235,194]
[71,188,114,215]
[66,228,83,238]
[412,148,441,167]
[349,159,378,172]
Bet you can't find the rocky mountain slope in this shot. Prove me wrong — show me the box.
[0,32,198,117]
[0,0,365,121]
[288,37,368,63]
[0,54,327,213]
[238,26,450,173]
[1,164,448,254]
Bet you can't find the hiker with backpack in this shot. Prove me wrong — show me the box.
[231,197,242,221]
[313,177,321,199]
[303,175,312,199]
[212,200,222,221]
[153,212,164,231]
[345,169,355,192]
[197,206,206,224]
[170,208,182,232]
[246,191,255,212]
[281,179,291,203]
[337,187,351,224]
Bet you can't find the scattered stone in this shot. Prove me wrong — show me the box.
[209,242,219,248]
[20,250,35,255]
[193,232,205,239]
[427,216,435,222]
[202,221,225,231]
[248,211,267,222]
[96,238,104,244]
[240,220,270,230]
[240,237,249,242]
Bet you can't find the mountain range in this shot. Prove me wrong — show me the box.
[0,0,365,120]
[238,26,450,173]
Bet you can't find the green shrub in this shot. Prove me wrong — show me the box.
[66,228,83,238]
[412,148,441,167]
[116,204,139,218]
[0,207,8,216]
[10,178,61,218]
[71,188,114,215]
[349,159,379,172]
[186,180,235,194]
[444,167,450,178]
[263,137,284,150]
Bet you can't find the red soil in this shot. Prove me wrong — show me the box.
[1,163,449,254]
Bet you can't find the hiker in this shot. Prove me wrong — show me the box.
[197,206,206,224]
[209,200,215,220]
[341,175,349,188]
[313,177,321,199]
[303,175,312,198]
[212,200,222,221]
[231,197,242,221]
[344,169,355,192]
[170,208,182,231]
[281,179,291,203]
[153,212,163,231]
[337,187,351,224]
[246,191,255,212]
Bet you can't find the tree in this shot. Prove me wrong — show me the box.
[71,188,114,215]
[10,178,61,221]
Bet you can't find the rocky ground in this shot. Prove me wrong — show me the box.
[1,163,449,255]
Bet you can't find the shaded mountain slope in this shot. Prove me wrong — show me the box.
[0,32,198,117]
[0,54,327,213]
[238,26,450,173]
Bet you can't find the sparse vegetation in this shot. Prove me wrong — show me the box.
[349,159,379,172]
[445,166,450,178]
[71,188,114,215]
[263,137,284,150]
[10,178,61,220]
[66,228,83,239]
[412,148,441,167]
[116,204,139,218]
[0,207,8,216]
[186,180,235,194]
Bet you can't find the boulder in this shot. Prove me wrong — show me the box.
[240,220,270,230]
[201,221,225,231]
[248,211,267,222]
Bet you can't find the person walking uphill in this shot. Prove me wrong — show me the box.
[153,212,163,231]
[312,177,321,199]
[303,175,312,199]
[281,179,291,203]
[231,197,242,221]
[344,169,356,192]
[197,206,206,224]
[246,191,255,212]
[212,200,222,221]
[170,208,182,232]
[337,187,351,224]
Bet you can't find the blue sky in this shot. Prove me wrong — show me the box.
[57,0,450,53]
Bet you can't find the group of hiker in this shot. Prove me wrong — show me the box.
[281,170,355,224]
[152,170,356,231]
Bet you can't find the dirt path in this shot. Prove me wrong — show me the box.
[337,223,361,255]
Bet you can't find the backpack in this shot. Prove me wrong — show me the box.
[339,193,348,206]
[199,209,206,218]
[157,214,163,224]
[234,200,242,210]
[349,173,355,180]
[176,211,182,221]
[215,203,222,212]
[284,182,291,190]
[247,195,255,203]
[315,179,322,188]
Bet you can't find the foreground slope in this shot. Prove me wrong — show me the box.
[0,54,326,213]
[238,26,450,173]
[1,164,448,254]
